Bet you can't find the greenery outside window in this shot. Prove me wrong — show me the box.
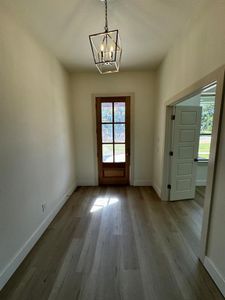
[198,96,215,160]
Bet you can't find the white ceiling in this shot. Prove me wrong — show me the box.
[2,0,209,71]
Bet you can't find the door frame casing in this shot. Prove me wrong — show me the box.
[91,93,135,186]
[161,65,225,263]
[96,96,130,185]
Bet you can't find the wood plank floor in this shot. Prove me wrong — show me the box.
[0,186,224,300]
[195,186,206,207]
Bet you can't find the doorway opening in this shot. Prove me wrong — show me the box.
[96,96,130,185]
[168,83,216,204]
[161,68,224,265]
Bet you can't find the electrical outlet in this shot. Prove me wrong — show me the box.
[42,203,46,212]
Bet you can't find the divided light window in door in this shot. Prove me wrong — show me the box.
[96,97,130,185]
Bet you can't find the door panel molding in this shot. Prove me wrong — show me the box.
[170,106,202,201]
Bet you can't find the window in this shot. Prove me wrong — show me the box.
[198,95,215,160]
[101,101,126,163]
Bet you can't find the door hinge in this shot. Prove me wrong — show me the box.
[167,184,171,190]
[169,151,173,156]
[171,115,175,120]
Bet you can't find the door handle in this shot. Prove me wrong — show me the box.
[194,158,199,162]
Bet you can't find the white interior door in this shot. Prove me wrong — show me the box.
[170,106,202,201]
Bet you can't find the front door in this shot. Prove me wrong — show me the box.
[96,97,130,185]
[170,106,202,200]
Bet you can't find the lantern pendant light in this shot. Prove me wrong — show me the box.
[89,0,122,74]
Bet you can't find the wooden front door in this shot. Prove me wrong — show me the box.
[96,97,130,185]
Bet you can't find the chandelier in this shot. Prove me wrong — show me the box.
[89,0,122,74]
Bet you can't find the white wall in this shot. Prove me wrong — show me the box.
[196,162,208,186]
[153,0,225,295]
[71,72,155,186]
[207,98,225,286]
[176,94,201,106]
[0,6,76,289]
[153,0,225,195]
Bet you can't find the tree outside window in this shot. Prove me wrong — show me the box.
[198,97,215,160]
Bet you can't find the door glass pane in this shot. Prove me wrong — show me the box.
[115,144,125,162]
[101,103,112,123]
[114,124,125,143]
[102,124,113,143]
[102,144,113,162]
[114,102,125,122]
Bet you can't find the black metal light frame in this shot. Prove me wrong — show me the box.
[89,0,122,74]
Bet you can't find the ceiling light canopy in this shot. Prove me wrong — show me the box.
[89,0,122,74]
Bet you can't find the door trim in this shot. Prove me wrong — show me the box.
[91,93,135,186]
[96,96,130,185]
[161,65,225,263]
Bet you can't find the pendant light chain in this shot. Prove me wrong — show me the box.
[104,0,108,32]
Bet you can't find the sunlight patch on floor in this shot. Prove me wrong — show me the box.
[90,197,119,213]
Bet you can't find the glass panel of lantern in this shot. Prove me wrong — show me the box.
[89,30,122,74]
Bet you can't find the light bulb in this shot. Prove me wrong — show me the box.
[110,46,114,60]
[100,44,104,52]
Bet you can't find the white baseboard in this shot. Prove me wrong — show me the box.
[133,180,152,186]
[204,256,225,297]
[78,178,152,187]
[196,180,207,186]
[0,183,76,291]
[77,178,98,186]
[152,183,162,198]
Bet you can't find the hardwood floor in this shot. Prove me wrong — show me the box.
[0,187,224,300]
[195,186,206,207]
